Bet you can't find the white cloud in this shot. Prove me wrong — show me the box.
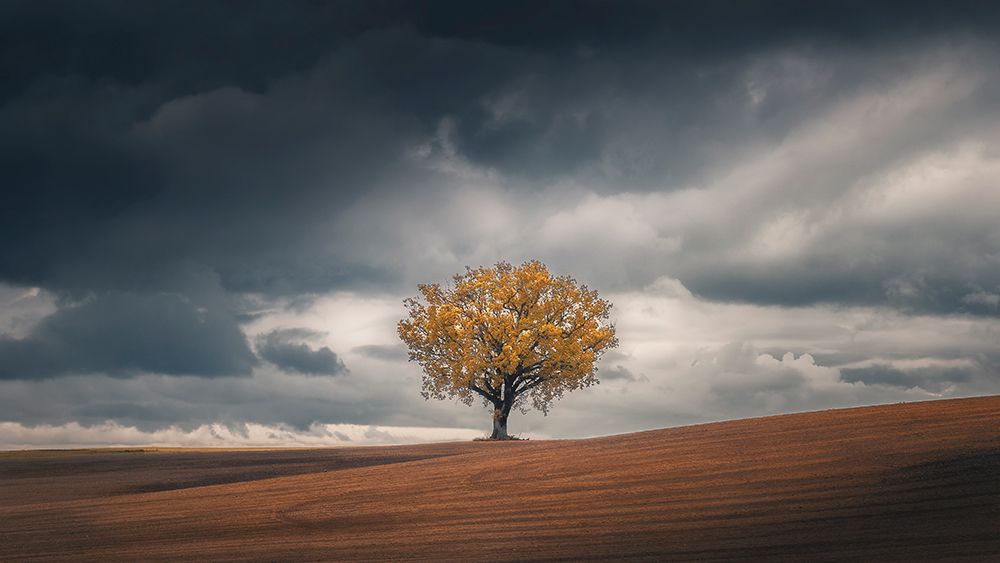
[0,283,57,338]
[0,420,483,450]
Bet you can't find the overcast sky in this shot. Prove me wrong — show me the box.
[2,1,1000,447]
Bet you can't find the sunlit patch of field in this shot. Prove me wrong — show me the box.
[2,396,998,561]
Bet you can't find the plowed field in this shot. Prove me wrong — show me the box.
[2,396,998,561]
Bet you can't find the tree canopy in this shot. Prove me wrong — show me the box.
[398,260,618,439]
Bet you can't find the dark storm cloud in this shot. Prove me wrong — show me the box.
[601,365,647,383]
[9,0,996,103]
[352,344,409,362]
[840,364,973,393]
[685,266,1000,315]
[255,329,346,376]
[4,0,1000,296]
[0,292,256,379]
[597,351,647,382]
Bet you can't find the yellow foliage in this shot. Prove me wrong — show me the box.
[398,260,618,415]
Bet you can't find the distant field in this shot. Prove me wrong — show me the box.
[2,396,998,561]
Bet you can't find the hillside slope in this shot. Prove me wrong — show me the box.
[2,396,998,561]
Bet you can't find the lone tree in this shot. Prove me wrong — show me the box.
[398,260,618,440]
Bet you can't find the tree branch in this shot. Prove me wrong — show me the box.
[482,372,500,396]
[469,383,500,406]
[512,374,546,395]
[516,376,547,394]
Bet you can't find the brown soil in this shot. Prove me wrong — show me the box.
[2,396,998,561]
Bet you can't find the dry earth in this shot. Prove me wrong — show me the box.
[1,396,998,561]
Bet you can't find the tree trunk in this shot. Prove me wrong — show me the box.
[490,404,510,440]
